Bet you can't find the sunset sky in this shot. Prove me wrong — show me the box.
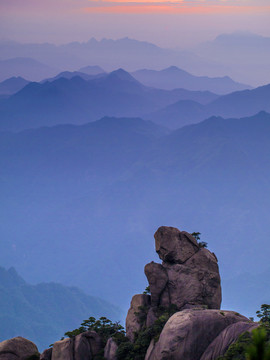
[1,0,270,47]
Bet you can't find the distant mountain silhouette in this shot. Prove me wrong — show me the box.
[0,38,225,79]
[79,65,106,75]
[1,36,269,85]
[146,99,206,129]
[0,70,218,131]
[194,32,270,86]
[0,112,270,319]
[207,83,270,118]
[132,66,250,94]
[0,76,30,95]
[0,57,59,82]
[43,71,104,83]
[0,266,122,351]
[145,83,270,129]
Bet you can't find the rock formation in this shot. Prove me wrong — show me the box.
[104,338,118,360]
[48,331,102,360]
[125,226,257,360]
[126,294,151,342]
[126,226,222,341]
[147,226,221,310]
[200,321,259,360]
[40,348,52,360]
[0,336,39,360]
[145,309,250,360]
[0,226,260,360]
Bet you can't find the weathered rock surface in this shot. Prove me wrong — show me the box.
[162,248,221,310]
[154,227,199,263]
[200,321,259,360]
[126,294,151,342]
[145,339,155,360]
[144,262,168,307]
[52,338,73,360]
[147,309,250,360]
[104,338,118,360]
[145,227,221,311]
[74,331,102,360]
[0,336,39,360]
[40,348,52,360]
[51,331,102,360]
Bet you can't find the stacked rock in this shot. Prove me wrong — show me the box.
[126,226,257,360]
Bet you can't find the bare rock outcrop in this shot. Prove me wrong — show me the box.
[51,331,102,360]
[145,227,221,311]
[126,294,151,342]
[0,336,39,360]
[155,227,199,263]
[147,309,250,360]
[104,338,118,360]
[126,227,222,344]
[200,321,259,360]
[51,338,73,360]
[40,348,52,360]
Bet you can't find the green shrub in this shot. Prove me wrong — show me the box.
[246,327,270,360]
[117,304,178,360]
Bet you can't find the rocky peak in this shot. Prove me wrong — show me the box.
[149,226,221,311]
[126,226,222,341]
[154,226,199,264]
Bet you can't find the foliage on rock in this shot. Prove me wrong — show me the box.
[218,304,270,360]
[64,316,125,359]
[117,305,178,360]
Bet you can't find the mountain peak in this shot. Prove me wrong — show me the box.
[107,68,139,83]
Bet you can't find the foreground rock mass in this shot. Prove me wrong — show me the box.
[0,336,39,360]
[0,226,258,360]
[125,226,256,360]
[146,309,250,360]
[51,331,102,360]
[200,321,259,360]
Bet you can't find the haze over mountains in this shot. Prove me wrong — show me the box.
[146,83,270,129]
[0,69,269,131]
[0,57,58,82]
[0,69,220,131]
[193,32,270,85]
[0,266,122,350]
[0,30,269,347]
[132,66,250,94]
[0,37,218,80]
[1,32,270,85]
[1,112,270,319]
[0,77,30,96]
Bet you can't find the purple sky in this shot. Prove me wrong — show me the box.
[0,0,270,47]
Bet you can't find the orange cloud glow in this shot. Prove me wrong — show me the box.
[81,0,270,14]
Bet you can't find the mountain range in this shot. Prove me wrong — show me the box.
[193,32,270,85]
[146,83,270,129]
[132,66,250,94]
[0,266,122,351]
[0,57,59,82]
[0,112,269,319]
[0,38,219,79]
[0,69,219,131]
[1,34,269,85]
[0,69,269,131]
[0,77,30,95]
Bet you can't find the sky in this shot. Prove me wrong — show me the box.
[0,0,270,47]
